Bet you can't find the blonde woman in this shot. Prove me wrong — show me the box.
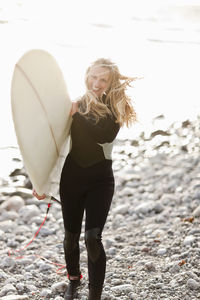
[59,58,137,300]
[35,58,137,299]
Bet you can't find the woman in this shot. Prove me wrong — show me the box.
[34,58,137,299]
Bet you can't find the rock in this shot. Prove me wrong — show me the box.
[0,195,25,212]
[153,202,164,213]
[0,270,8,279]
[108,247,117,255]
[169,264,181,274]
[150,130,170,138]
[16,282,25,291]
[111,284,133,293]
[183,236,195,246]
[0,283,17,297]
[112,204,129,215]
[39,227,55,237]
[0,296,29,300]
[135,201,155,215]
[26,284,38,292]
[51,281,68,293]
[40,289,52,298]
[187,278,200,290]
[18,205,40,222]
[38,262,54,272]
[145,262,156,272]
[0,210,19,222]
[193,205,200,217]
[157,248,167,256]
[105,238,115,248]
[0,220,15,232]
[193,190,200,200]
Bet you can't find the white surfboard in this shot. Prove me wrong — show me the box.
[11,49,72,196]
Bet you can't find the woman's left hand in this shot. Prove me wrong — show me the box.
[70,102,78,116]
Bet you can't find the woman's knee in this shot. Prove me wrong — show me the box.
[85,228,102,263]
[64,230,80,255]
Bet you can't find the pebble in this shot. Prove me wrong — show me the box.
[0,284,17,297]
[18,205,40,222]
[0,296,29,300]
[183,236,195,246]
[193,205,200,217]
[111,284,133,293]
[0,195,25,212]
[1,116,200,299]
[145,262,156,272]
[134,201,155,215]
[157,248,167,255]
[187,278,200,290]
[51,281,68,292]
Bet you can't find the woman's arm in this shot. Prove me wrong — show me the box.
[72,112,120,143]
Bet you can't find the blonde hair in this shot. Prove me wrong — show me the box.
[77,58,137,127]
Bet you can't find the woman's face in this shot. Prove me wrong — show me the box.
[87,65,111,98]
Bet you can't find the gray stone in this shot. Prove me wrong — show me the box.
[40,289,52,297]
[0,220,15,232]
[187,278,200,290]
[105,238,115,248]
[51,281,68,293]
[157,248,167,255]
[112,204,129,215]
[153,202,164,213]
[39,262,54,272]
[0,195,25,212]
[1,257,16,269]
[193,205,200,217]
[145,262,156,272]
[111,284,133,293]
[135,201,154,215]
[39,227,55,237]
[0,296,29,300]
[0,284,17,297]
[16,283,25,291]
[193,190,200,200]
[170,264,181,274]
[26,284,38,291]
[108,247,117,255]
[18,204,40,222]
[183,235,195,246]
[0,270,8,279]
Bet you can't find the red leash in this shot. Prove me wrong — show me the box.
[8,201,66,274]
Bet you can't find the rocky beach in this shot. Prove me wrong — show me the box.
[0,115,200,300]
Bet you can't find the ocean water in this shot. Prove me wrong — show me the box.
[1,0,200,149]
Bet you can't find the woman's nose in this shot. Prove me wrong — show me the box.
[93,79,100,87]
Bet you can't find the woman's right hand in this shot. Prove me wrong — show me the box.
[70,102,78,116]
[33,189,46,200]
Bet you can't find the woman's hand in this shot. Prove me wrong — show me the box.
[70,102,78,116]
[33,189,46,200]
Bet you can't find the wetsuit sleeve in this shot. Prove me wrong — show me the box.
[72,112,120,143]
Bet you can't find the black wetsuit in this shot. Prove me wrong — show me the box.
[59,106,120,289]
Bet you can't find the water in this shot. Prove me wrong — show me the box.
[1,0,200,149]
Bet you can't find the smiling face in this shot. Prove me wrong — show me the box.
[87,66,111,98]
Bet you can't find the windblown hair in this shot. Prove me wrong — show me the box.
[77,58,137,127]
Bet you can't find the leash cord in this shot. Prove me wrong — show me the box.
[8,198,66,274]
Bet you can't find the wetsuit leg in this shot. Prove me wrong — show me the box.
[84,178,114,288]
[60,156,85,277]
